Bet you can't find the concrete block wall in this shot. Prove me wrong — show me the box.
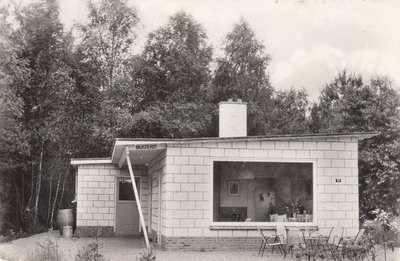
[76,163,149,236]
[76,164,116,230]
[148,150,167,241]
[160,137,360,249]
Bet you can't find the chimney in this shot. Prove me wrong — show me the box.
[219,99,247,137]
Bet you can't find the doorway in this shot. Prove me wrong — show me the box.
[115,177,141,236]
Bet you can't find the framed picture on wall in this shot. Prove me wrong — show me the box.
[228,181,239,196]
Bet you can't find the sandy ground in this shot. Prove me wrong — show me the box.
[0,231,289,261]
[0,231,399,261]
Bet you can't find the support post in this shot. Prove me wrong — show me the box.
[125,147,150,249]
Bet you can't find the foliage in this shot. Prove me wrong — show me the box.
[75,235,106,261]
[213,18,272,102]
[295,243,329,261]
[27,233,64,261]
[136,248,156,261]
[362,209,399,259]
[213,18,274,136]
[309,71,400,218]
[137,11,212,105]
[0,0,76,231]
[76,0,139,91]
[124,11,214,138]
[270,88,309,134]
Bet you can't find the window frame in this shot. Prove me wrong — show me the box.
[209,157,318,228]
[116,176,141,202]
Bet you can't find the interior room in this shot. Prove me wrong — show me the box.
[213,161,313,222]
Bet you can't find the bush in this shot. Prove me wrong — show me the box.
[27,233,64,261]
[75,235,106,261]
[361,209,399,261]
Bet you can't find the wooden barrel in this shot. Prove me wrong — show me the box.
[57,209,74,235]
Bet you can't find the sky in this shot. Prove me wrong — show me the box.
[9,0,400,101]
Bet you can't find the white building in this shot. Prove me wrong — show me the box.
[71,100,377,250]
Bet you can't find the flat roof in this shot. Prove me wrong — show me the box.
[114,131,379,143]
[71,131,379,165]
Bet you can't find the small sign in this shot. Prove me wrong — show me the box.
[335,178,342,183]
[135,144,158,150]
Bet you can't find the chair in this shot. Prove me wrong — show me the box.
[324,227,345,257]
[299,227,321,251]
[337,229,368,260]
[347,228,365,244]
[276,225,298,258]
[257,227,285,257]
[337,228,366,248]
[315,227,334,245]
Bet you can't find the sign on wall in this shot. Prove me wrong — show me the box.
[132,144,166,150]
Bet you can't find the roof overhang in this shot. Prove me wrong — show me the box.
[71,132,379,167]
[71,158,112,165]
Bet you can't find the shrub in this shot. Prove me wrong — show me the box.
[27,233,64,261]
[362,209,399,261]
[75,235,106,261]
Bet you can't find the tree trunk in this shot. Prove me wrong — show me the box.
[46,170,52,226]
[33,140,44,226]
[58,167,68,210]
[50,166,63,229]
[28,159,35,209]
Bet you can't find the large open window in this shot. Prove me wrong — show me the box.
[213,161,313,223]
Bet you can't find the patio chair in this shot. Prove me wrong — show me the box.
[336,228,366,249]
[346,228,365,245]
[336,228,369,260]
[257,227,285,257]
[324,227,345,257]
[276,225,298,258]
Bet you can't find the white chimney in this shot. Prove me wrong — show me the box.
[219,99,247,137]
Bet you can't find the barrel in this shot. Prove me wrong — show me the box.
[57,209,74,236]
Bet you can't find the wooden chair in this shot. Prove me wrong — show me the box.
[257,227,285,257]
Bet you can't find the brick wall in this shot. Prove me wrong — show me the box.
[76,163,149,236]
[160,137,360,247]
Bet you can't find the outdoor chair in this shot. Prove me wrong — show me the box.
[336,228,369,260]
[318,227,334,244]
[342,228,365,245]
[336,228,366,250]
[324,227,345,257]
[257,227,286,257]
[275,225,299,258]
[298,227,322,251]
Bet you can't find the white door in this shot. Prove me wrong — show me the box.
[116,177,141,236]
